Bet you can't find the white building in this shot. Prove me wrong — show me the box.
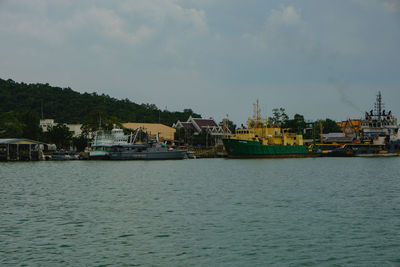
[39,119,83,137]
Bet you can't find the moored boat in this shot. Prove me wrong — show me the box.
[108,142,187,160]
[223,100,318,158]
[90,126,187,160]
[89,127,129,159]
[355,91,400,157]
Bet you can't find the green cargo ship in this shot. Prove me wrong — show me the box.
[223,139,311,158]
[223,100,316,158]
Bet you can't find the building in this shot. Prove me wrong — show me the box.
[123,123,176,142]
[0,139,45,161]
[39,119,56,132]
[173,116,226,136]
[172,116,228,146]
[39,119,83,137]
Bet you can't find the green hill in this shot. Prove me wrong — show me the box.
[0,78,200,126]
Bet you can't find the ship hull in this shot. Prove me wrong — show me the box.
[108,150,187,160]
[223,138,317,158]
[89,150,110,160]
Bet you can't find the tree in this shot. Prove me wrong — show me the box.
[322,118,341,133]
[103,116,123,130]
[0,111,24,138]
[82,110,106,132]
[45,124,73,150]
[269,108,288,125]
[72,134,89,152]
[19,111,43,140]
[283,114,306,133]
[227,120,236,134]
[0,78,201,126]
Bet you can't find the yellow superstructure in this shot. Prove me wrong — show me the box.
[230,100,303,146]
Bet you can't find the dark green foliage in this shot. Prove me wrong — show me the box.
[267,108,342,139]
[321,118,342,133]
[226,119,237,134]
[44,124,73,150]
[0,78,201,127]
[72,135,89,152]
[282,114,307,133]
[0,111,25,138]
[19,110,43,140]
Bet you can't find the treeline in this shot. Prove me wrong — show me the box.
[267,108,342,138]
[0,77,200,131]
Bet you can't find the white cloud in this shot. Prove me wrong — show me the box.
[0,0,208,46]
[352,0,400,12]
[268,5,301,26]
[0,2,64,44]
[66,7,154,45]
[119,0,208,32]
[243,5,310,52]
[384,0,400,12]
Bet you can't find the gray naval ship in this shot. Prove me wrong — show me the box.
[108,142,187,160]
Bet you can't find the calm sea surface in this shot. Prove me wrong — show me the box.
[1,158,400,266]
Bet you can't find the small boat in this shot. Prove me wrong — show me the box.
[51,151,79,160]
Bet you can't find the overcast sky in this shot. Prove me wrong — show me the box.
[1,0,399,125]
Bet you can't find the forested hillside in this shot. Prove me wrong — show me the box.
[0,78,200,126]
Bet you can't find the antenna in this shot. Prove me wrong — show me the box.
[41,100,44,119]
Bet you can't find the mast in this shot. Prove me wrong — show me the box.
[253,99,259,120]
[374,91,384,121]
[252,99,262,123]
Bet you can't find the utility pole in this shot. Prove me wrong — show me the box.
[319,121,323,144]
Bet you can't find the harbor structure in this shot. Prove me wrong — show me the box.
[0,139,45,161]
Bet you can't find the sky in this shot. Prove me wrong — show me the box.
[1,0,399,125]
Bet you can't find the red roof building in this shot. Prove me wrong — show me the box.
[173,116,227,136]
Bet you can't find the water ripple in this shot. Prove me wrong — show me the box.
[1,159,400,266]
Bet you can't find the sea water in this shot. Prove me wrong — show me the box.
[1,158,400,266]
